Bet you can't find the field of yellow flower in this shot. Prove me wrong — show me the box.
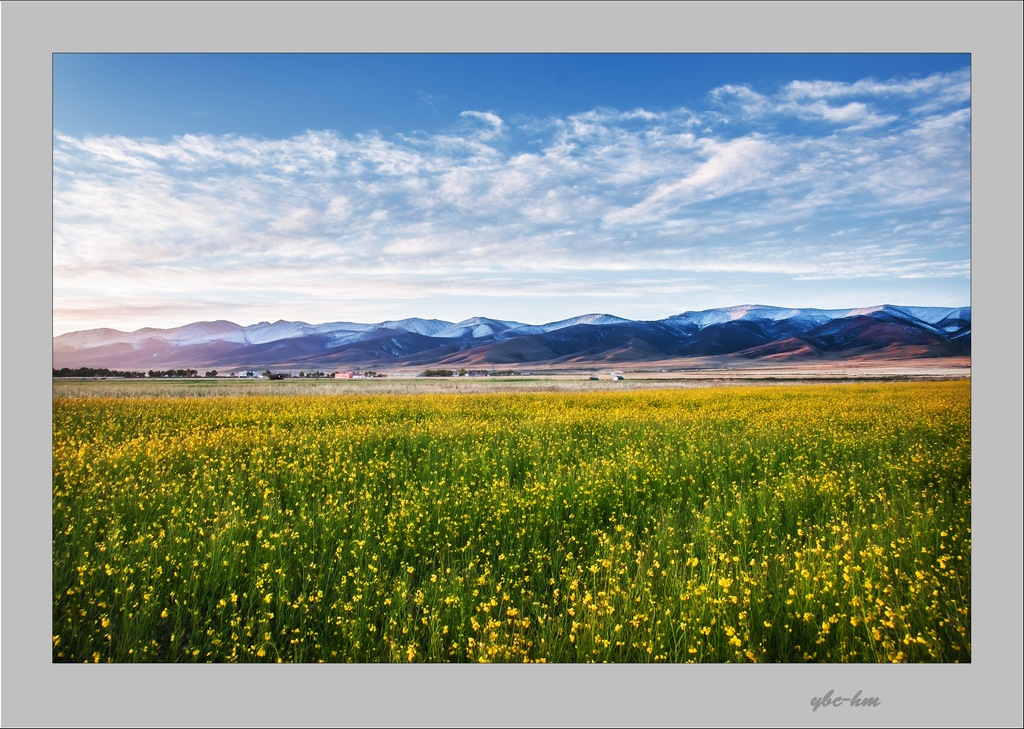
[52,380,970,662]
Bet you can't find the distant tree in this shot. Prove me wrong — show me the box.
[205,370,218,378]
[421,369,455,378]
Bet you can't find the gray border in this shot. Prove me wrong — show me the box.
[4,2,1022,727]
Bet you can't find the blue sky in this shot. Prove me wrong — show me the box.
[52,53,971,335]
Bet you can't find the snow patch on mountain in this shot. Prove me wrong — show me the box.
[530,313,633,333]
[662,304,967,333]
[372,318,453,337]
[312,321,375,335]
[436,317,527,339]
[241,320,319,345]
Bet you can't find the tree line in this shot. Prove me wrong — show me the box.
[419,368,518,377]
[53,367,147,378]
[52,367,208,378]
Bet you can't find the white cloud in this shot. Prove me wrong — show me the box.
[602,136,782,226]
[325,195,352,221]
[459,110,505,140]
[709,84,770,115]
[53,68,970,332]
[710,68,968,131]
[783,69,971,103]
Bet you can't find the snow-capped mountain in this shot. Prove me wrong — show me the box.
[52,304,971,371]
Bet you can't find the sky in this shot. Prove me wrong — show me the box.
[52,54,971,335]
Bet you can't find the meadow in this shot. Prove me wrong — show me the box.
[52,380,970,663]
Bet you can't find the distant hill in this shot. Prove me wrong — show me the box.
[52,304,971,372]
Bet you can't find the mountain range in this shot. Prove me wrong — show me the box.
[52,304,971,372]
